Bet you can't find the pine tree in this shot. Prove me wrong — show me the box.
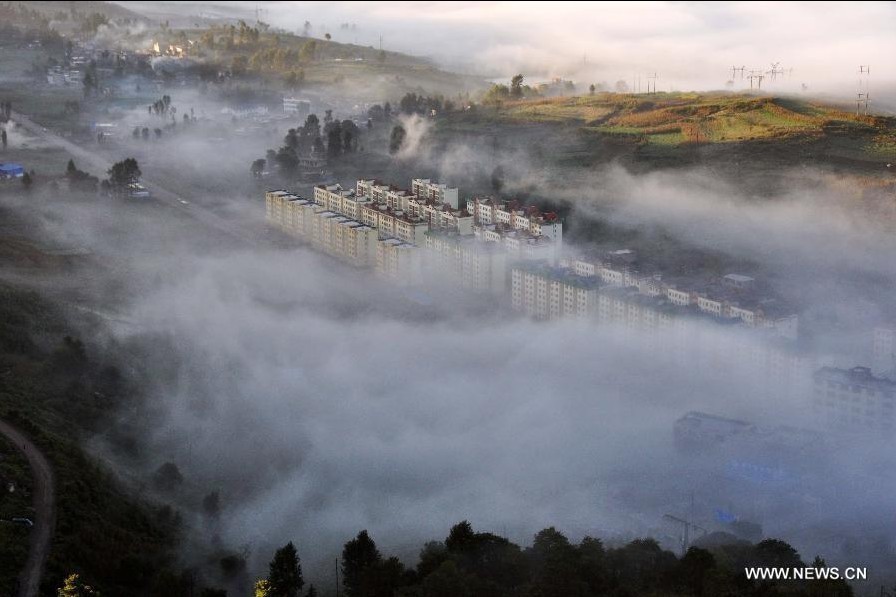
[342,530,381,597]
[268,542,303,597]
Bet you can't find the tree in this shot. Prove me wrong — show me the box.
[1,129,6,149]
[420,560,470,597]
[342,530,381,597]
[483,84,510,105]
[510,74,524,98]
[614,80,629,93]
[389,124,406,155]
[526,527,588,597]
[268,542,304,597]
[676,547,715,596]
[577,536,607,594]
[302,114,321,139]
[254,579,272,597]
[274,147,299,174]
[299,40,317,63]
[341,119,359,153]
[490,165,504,194]
[202,491,221,517]
[324,33,331,41]
[152,462,183,490]
[65,160,99,192]
[753,538,802,569]
[589,83,596,95]
[21,171,33,190]
[58,573,98,596]
[107,158,141,194]
[251,158,267,178]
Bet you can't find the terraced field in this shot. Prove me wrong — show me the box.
[473,92,896,151]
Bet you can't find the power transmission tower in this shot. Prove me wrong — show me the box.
[747,70,764,90]
[647,72,658,94]
[857,65,871,115]
[767,61,784,82]
[663,514,708,556]
[731,65,746,80]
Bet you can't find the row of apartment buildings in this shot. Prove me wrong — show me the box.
[510,261,814,403]
[268,177,565,289]
[559,255,798,338]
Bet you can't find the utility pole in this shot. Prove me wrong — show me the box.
[647,72,658,94]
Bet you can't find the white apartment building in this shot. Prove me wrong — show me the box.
[813,366,896,438]
[376,238,423,286]
[424,232,508,294]
[266,190,377,268]
[411,178,461,209]
[469,197,563,250]
[511,264,600,320]
[357,203,429,245]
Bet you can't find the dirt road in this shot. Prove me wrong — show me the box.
[0,419,55,597]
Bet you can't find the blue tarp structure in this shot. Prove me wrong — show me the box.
[0,163,24,179]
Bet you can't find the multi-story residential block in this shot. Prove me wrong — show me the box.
[424,231,508,294]
[266,189,377,268]
[511,263,599,320]
[376,238,422,286]
[357,203,429,245]
[469,197,563,249]
[411,178,461,209]
[812,366,896,437]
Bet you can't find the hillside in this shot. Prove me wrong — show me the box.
[439,92,896,170]
[160,24,487,97]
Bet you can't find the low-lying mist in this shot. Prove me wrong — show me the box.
[3,107,896,588]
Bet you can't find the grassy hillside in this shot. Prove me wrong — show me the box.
[142,20,486,98]
[441,92,896,169]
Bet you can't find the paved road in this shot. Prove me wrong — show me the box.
[0,419,55,597]
[10,111,256,245]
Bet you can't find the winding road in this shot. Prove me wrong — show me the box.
[0,419,55,597]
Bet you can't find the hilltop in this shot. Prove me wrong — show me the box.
[438,92,896,171]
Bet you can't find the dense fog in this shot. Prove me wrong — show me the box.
[0,2,894,592]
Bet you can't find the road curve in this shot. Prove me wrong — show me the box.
[0,419,55,597]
